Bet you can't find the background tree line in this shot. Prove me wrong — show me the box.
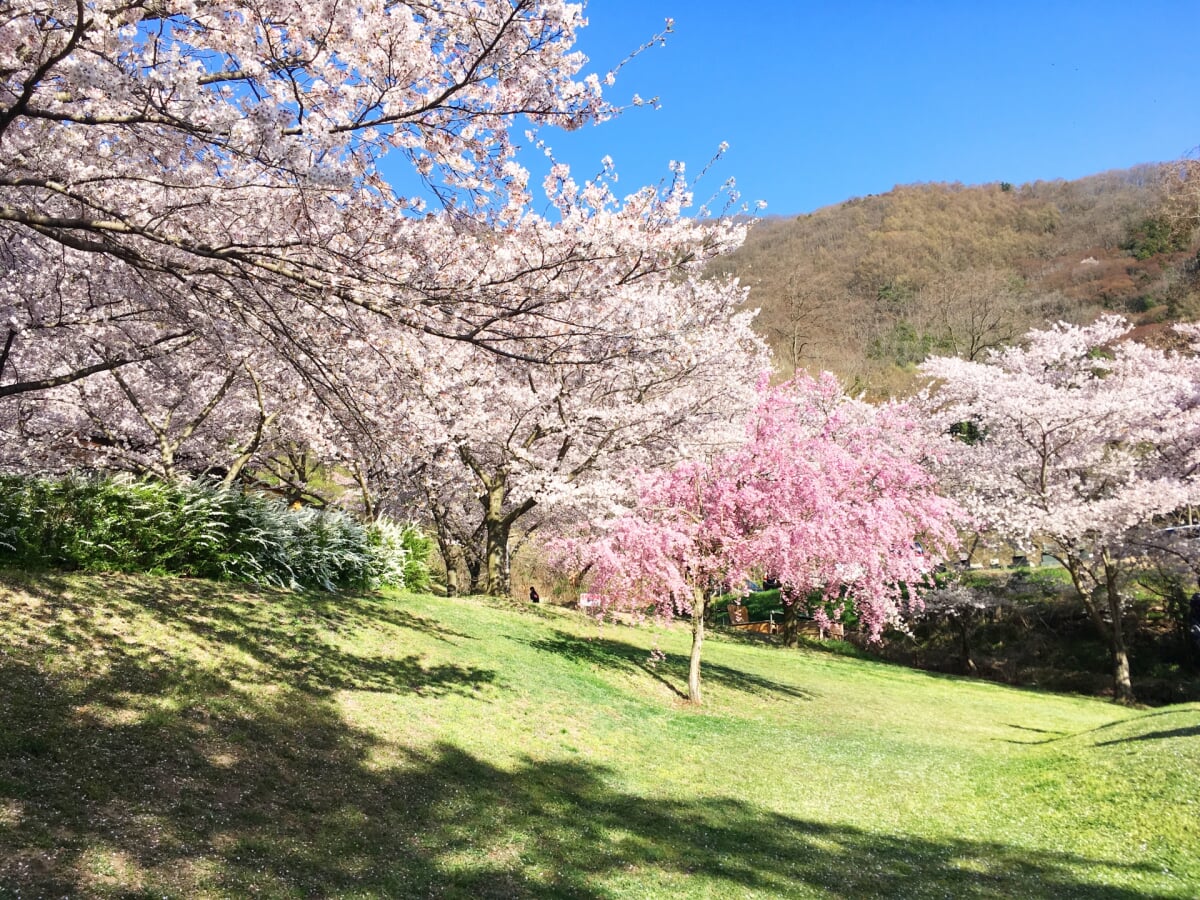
[711,163,1200,397]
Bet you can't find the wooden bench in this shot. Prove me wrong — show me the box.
[725,605,846,640]
[792,619,845,640]
[727,604,778,635]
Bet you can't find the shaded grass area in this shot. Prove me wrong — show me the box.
[872,568,1200,705]
[526,632,815,702]
[1,570,1198,898]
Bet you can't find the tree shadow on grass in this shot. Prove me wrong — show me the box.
[1096,724,1200,746]
[0,654,1167,899]
[2,572,493,696]
[0,574,1178,898]
[3,568,476,642]
[1002,708,1200,746]
[527,630,814,702]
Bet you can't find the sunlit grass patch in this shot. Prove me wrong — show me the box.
[1,569,1197,897]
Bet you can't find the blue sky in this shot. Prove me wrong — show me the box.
[526,1,1200,216]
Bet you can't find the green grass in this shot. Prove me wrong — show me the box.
[1,570,1197,898]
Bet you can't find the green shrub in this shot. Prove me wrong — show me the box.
[367,518,432,592]
[1122,215,1191,260]
[0,474,429,592]
[0,475,178,571]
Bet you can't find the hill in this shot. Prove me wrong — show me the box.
[2,570,1197,897]
[711,165,1200,396]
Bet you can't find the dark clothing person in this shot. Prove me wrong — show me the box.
[529,586,540,604]
[1189,593,1200,652]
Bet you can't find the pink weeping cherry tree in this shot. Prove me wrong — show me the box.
[559,373,960,704]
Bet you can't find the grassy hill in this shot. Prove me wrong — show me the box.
[1,570,1198,897]
[711,166,1200,396]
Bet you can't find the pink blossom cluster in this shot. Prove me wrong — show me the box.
[563,374,961,641]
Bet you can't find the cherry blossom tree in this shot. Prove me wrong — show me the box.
[0,323,343,482]
[385,276,769,596]
[560,374,959,704]
[919,316,1200,703]
[1,0,607,326]
[1,0,753,459]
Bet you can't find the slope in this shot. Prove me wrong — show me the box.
[712,165,1200,396]
[1,570,1196,897]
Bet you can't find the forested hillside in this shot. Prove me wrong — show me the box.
[713,164,1200,396]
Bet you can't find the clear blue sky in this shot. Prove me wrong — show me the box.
[526,1,1200,216]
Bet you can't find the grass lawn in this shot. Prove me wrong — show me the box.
[1,570,1197,898]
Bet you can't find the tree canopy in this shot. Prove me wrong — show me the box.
[560,374,960,703]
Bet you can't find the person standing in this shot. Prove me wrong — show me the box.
[1189,592,1200,653]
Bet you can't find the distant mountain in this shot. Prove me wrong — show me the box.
[710,164,1200,397]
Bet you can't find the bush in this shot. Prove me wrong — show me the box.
[0,475,186,572]
[367,518,432,592]
[0,474,430,592]
[1122,216,1191,260]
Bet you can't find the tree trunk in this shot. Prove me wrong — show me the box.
[780,600,801,648]
[429,510,464,598]
[478,481,536,598]
[467,555,486,595]
[1066,557,1132,703]
[482,483,511,596]
[688,587,707,704]
[484,518,510,596]
[1103,559,1136,704]
[444,544,463,597]
[958,617,976,674]
[1075,554,1137,705]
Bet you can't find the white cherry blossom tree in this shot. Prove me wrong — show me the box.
[920,317,1200,703]
[1,0,749,436]
[386,277,770,596]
